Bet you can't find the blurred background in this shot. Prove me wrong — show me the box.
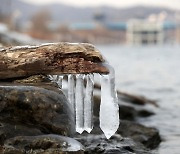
[1,0,180,154]
[0,0,180,45]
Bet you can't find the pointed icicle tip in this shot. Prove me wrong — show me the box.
[99,68,120,139]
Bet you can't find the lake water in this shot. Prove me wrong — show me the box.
[97,45,180,154]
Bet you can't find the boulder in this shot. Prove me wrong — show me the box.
[0,84,75,143]
[76,134,151,154]
[0,74,85,153]
[117,120,161,149]
[2,134,84,154]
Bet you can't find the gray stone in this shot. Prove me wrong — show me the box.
[0,84,75,143]
[76,134,151,154]
[3,134,84,154]
[117,120,161,149]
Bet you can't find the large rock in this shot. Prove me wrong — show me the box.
[117,120,161,149]
[0,43,109,79]
[2,134,84,154]
[76,134,151,154]
[120,105,154,121]
[75,116,160,153]
[0,74,85,153]
[0,84,75,142]
[0,121,43,145]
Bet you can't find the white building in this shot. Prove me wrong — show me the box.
[127,20,164,45]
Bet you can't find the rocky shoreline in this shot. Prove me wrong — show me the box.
[0,75,161,154]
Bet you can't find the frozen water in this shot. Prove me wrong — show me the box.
[68,74,75,113]
[57,75,63,89]
[48,64,119,139]
[100,64,119,139]
[84,74,94,133]
[75,74,85,133]
[48,75,63,89]
[48,75,56,81]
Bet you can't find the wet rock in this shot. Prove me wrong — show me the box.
[117,91,158,107]
[88,117,161,150]
[117,120,161,149]
[3,134,84,154]
[0,84,75,143]
[93,95,154,121]
[0,75,160,153]
[137,109,154,117]
[76,134,151,154]
[13,75,50,84]
[120,105,154,120]
[0,75,84,153]
[78,117,160,153]
[0,122,43,145]
[120,105,137,121]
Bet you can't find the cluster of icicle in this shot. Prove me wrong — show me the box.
[48,65,119,139]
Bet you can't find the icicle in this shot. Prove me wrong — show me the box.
[68,74,75,114]
[48,65,120,139]
[75,74,85,134]
[48,75,56,81]
[84,74,94,133]
[100,65,119,139]
[48,75,63,89]
[57,75,63,89]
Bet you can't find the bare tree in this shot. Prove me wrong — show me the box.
[0,0,12,23]
[29,9,52,39]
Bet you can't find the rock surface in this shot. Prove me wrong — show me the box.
[76,134,151,154]
[0,78,85,153]
[0,84,75,137]
[117,120,161,149]
[0,75,161,154]
[0,42,109,79]
[2,134,84,154]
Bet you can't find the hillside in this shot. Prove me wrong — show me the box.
[1,0,178,24]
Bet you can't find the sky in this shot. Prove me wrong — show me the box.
[21,0,180,10]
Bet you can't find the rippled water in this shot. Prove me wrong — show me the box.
[97,44,180,154]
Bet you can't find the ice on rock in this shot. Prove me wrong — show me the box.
[75,74,85,134]
[84,74,94,133]
[100,65,119,139]
[48,64,119,139]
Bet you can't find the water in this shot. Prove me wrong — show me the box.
[97,44,180,154]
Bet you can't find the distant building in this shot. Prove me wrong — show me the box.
[69,23,97,31]
[105,22,127,31]
[176,23,180,44]
[163,21,176,44]
[127,20,164,45]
